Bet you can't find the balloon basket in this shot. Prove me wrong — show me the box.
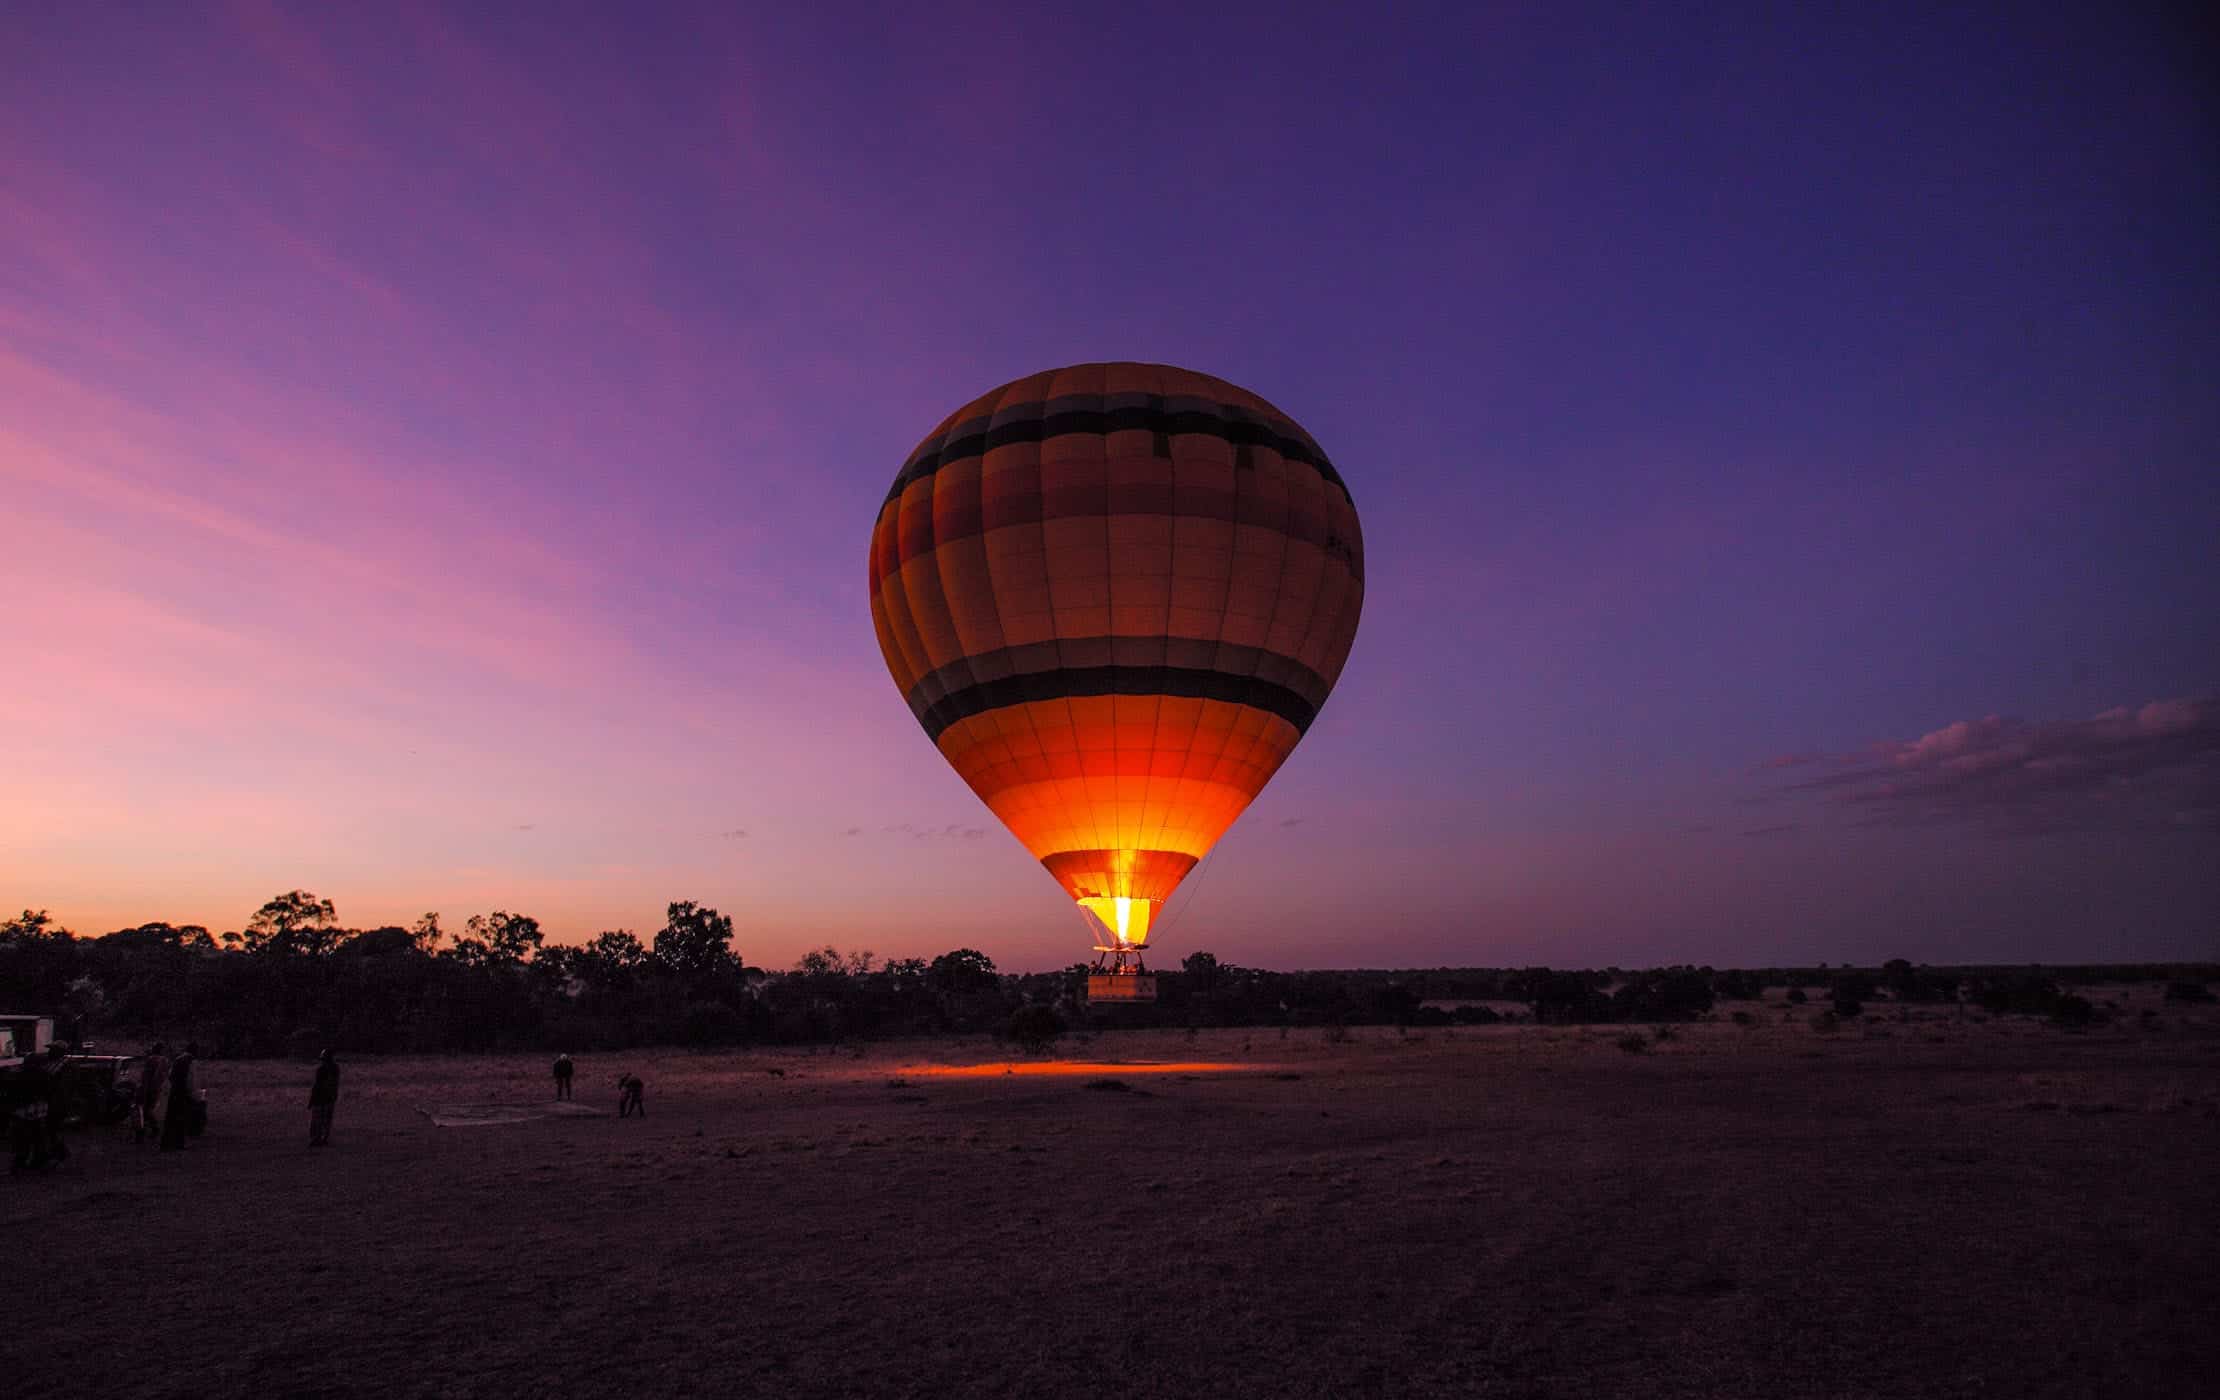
[1085,972,1157,1003]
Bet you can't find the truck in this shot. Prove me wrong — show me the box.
[0,1014,141,1125]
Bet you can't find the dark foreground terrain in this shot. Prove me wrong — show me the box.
[10,994,2218,1399]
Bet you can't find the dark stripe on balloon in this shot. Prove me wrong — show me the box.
[885,397,1351,508]
[915,664,1317,742]
[873,481,1363,583]
[904,637,1332,722]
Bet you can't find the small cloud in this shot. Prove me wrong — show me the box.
[718,829,748,840]
[1279,817,1305,828]
[1760,752,1825,770]
[511,823,536,832]
[844,827,861,837]
[1763,696,2220,834]
[962,827,985,840]
[1740,823,1801,838]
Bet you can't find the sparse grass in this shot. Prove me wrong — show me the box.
[9,1014,2217,1400]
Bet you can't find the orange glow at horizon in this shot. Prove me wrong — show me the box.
[892,1060,1259,1078]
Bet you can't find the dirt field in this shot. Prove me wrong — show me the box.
[10,997,2219,1399]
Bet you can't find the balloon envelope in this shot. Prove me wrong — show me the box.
[869,363,1363,949]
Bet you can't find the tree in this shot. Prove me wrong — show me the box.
[1,908,72,944]
[573,930,648,990]
[447,910,543,968]
[795,946,876,977]
[237,890,340,955]
[1183,950,1223,995]
[654,901,737,982]
[341,926,421,957]
[410,912,445,954]
[927,948,998,994]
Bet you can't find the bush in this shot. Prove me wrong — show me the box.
[1786,987,1808,1004]
[1811,1011,1839,1034]
[1731,1010,1754,1026]
[1831,993,1864,1019]
[680,1000,747,1046]
[1005,1003,1064,1055]
[2164,981,2215,1004]
[1615,1033,1650,1054]
[2050,994,2096,1028]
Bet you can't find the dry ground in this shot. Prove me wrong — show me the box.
[8,996,2219,1399]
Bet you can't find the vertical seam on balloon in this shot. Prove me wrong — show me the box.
[1268,463,1341,803]
[1134,396,1198,885]
[1039,393,1106,881]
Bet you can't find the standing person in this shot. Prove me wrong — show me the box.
[159,1043,198,1152]
[39,1045,70,1167]
[616,1073,644,1118]
[551,1052,574,1101]
[136,1042,170,1144]
[8,1054,51,1171]
[308,1049,340,1147]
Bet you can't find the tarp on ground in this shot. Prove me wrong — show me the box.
[419,1102,605,1127]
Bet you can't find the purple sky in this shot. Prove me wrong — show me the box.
[4,2,2215,969]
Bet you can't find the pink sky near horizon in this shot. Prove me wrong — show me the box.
[4,3,2214,970]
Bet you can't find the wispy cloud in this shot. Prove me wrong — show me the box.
[1769,698,2220,834]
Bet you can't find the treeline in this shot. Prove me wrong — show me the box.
[2,901,2212,1057]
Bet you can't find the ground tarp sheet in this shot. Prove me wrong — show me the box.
[419,1102,605,1127]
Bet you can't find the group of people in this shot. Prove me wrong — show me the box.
[554,1052,646,1117]
[7,1040,203,1172]
[126,1042,206,1152]
[12,1045,642,1170]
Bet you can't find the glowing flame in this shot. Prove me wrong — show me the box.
[1078,894,1153,949]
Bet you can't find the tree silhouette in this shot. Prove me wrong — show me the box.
[927,948,998,993]
[236,890,339,955]
[1,909,72,944]
[654,900,737,982]
[573,929,649,989]
[1183,949,1223,995]
[446,910,544,968]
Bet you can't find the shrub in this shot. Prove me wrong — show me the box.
[2164,981,2215,1004]
[1811,1011,1839,1034]
[1831,993,1864,1019]
[1004,1003,1064,1054]
[1615,1033,1650,1054]
[1786,987,1808,1005]
[681,1000,747,1045]
[1731,1010,1754,1026]
[2050,994,2096,1029]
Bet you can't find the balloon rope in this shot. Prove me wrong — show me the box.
[1154,843,1218,945]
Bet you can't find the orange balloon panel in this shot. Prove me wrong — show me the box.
[869,362,1364,932]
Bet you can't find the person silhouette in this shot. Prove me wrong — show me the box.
[552,1053,575,1101]
[617,1074,644,1118]
[308,1050,340,1147]
[160,1044,198,1152]
[136,1042,169,1144]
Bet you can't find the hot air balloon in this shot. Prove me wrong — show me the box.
[869,363,1363,1000]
